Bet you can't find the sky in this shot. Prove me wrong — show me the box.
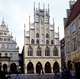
[0,0,76,53]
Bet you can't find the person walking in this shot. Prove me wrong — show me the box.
[54,68,58,78]
[15,70,20,79]
[70,69,76,79]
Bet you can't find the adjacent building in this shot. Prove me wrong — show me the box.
[64,0,80,76]
[0,19,19,73]
[24,3,61,74]
[60,38,65,68]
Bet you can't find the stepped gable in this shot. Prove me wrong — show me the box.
[66,0,80,27]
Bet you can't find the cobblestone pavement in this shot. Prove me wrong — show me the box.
[8,74,80,79]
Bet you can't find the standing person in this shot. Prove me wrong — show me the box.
[54,68,57,78]
[63,67,67,79]
[4,69,8,79]
[66,68,70,79]
[15,70,20,79]
[70,69,76,79]
[9,70,12,78]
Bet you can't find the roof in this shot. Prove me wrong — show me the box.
[66,0,80,26]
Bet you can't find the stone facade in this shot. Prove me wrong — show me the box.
[24,3,61,74]
[0,19,19,72]
[64,0,80,76]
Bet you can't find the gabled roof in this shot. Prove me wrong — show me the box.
[66,0,80,26]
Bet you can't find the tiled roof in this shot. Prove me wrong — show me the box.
[66,0,80,26]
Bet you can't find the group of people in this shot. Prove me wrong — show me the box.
[0,69,21,79]
[0,69,12,79]
[54,67,76,79]
[62,67,76,79]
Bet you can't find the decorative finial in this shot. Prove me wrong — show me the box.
[2,17,4,23]
[38,3,40,10]
[15,36,16,42]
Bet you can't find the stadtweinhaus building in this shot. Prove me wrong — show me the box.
[0,19,19,73]
[24,3,61,74]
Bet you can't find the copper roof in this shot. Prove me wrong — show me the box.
[66,0,80,26]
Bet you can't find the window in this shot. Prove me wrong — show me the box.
[4,33,7,35]
[0,53,1,57]
[2,44,5,48]
[67,29,69,37]
[10,53,13,59]
[0,33,3,35]
[45,47,50,56]
[36,39,39,44]
[46,33,49,38]
[14,53,17,59]
[45,16,48,23]
[53,47,58,56]
[4,38,6,41]
[11,45,13,49]
[36,47,41,56]
[31,39,34,44]
[8,38,10,41]
[5,53,8,57]
[73,37,77,50]
[67,42,70,52]
[51,40,54,44]
[35,15,39,22]
[46,40,49,44]
[36,33,39,38]
[7,45,10,49]
[72,23,76,33]
[79,18,80,27]
[28,46,33,56]
[0,38,3,41]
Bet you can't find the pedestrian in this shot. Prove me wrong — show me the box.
[9,70,12,78]
[66,68,70,79]
[63,67,67,79]
[15,70,20,79]
[4,69,8,79]
[70,69,76,79]
[54,68,57,78]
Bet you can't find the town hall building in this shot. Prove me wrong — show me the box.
[23,3,61,74]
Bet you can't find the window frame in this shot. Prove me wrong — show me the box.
[72,23,76,33]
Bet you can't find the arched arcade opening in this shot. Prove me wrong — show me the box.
[45,62,51,73]
[36,62,42,73]
[3,64,7,71]
[53,62,59,72]
[10,63,17,73]
[27,62,34,74]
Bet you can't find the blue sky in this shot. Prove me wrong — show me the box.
[0,0,76,53]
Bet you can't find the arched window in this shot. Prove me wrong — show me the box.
[36,39,39,44]
[45,47,50,56]
[28,46,33,56]
[51,40,54,44]
[31,39,34,44]
[36,33,39,38]
[46,33,49,38]
[36,46,41,56]
[53,47,58,56]
[46,40,49,44]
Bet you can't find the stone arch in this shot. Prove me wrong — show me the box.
[3,64,7,71]
[67,60,72,69]
[27,62,34,74]
[45,62,51,73]
[10,63,17,73]
[36,62,43,73]
[53,62,59,72]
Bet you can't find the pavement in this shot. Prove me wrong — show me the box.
[8,74,80,79]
